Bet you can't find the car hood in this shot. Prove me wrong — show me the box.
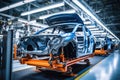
[45,13,84,26]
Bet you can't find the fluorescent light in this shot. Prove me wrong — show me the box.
[91,30,104,33]
[84,21,91,25]
[89,28,99,31]
[39,9,76,19]
[0,0,35,12]
[24,0,35,3]
[18,19,28,23]
[86,25,96,28]
[9,2,24,9]
[92,33,107,35]
[72,0,120,41]
[0,7,9,12]
[21,2,64,16]
[18,19,36,24]
[18,19,48,27]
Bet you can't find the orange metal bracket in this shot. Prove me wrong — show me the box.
[19,47,94,73]
[13,44,17,60]
[94,48,108,55]
[20,53,94,73]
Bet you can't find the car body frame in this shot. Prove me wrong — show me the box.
[18,13,95,58]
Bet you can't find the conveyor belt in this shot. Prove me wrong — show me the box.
[75,50,120,80]
[12,56,105,80]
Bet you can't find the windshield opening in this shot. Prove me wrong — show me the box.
[37,24,79,34]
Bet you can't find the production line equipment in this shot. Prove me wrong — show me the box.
[94,37,115,55]
[17,13,96,74]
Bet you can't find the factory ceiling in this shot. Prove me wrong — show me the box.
[0,0,120,39]
[84,0,120,39]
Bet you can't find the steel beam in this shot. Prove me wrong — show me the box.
[1,30,13,80]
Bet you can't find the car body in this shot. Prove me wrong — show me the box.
[18,13,95,58]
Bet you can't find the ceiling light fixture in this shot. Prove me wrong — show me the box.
[91,30,105,33]
[0,0,35,12]
[21,2,64,16]
[24,0,36,3]
[84,21,92,25]
[89,28,100,31]
[18,19,48,27]
[92,32,107,35]
[86,25,96,28]
[18,18,28,23]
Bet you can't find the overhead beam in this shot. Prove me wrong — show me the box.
[0,0,36,12]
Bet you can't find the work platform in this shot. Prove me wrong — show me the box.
[12,56,105,80]
[12,50,120,80]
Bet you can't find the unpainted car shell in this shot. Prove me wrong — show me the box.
[18,13,95,58]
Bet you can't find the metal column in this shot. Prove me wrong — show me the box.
[0,30,13,80]
[0,34,3,79]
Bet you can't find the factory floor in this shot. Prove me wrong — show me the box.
[12,56,105,80]
[75,50,120,80]
[12,50,120,80]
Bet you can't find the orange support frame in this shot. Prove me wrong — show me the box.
[94,48,108,55]
[13,44,17,60]
[20,53,94,73]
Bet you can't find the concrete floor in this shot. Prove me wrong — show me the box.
[75,50,120,80]
[12,60,35,72]
[12,56,105,80]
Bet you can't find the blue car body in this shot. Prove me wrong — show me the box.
[18,13,95,58]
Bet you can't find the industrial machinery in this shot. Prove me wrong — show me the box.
[94,38,108,55]
[18,13,95,74]
[94,37,114,55]
[104,37,114,51]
